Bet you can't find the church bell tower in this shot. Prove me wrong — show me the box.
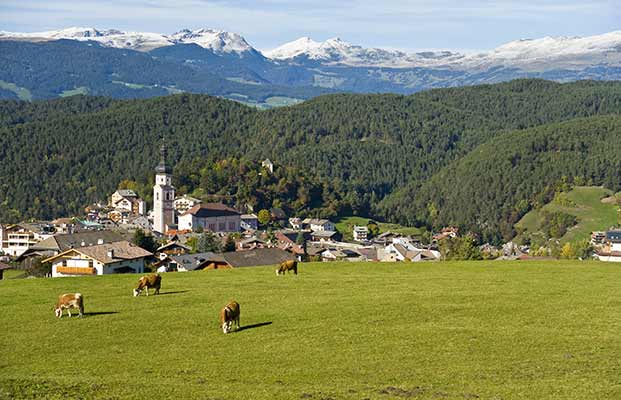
[153,144,175,234]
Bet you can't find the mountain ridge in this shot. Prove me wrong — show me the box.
[3,27,620,70]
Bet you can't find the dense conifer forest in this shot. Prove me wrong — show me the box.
[1,79,620,241]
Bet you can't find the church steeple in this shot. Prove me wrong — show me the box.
[153,142,175,234]
[155,143,172,174]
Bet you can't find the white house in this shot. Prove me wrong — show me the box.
[174,195,202,213]
[45,240,152,277]
[0,223,54,257]
[308,219,335,232]
[178,203,241,232]
[596,230,621,262]
[241,214,259,231]
[109,189,146,215]
[353,225,369,242]
[289,217,302,230]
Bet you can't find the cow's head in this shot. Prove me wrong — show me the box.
[222,321,233,334]
[133,288,141,297]
[54,307,62,318]
[275,268,281,276]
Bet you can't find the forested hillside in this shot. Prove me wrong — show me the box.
[378,115,621,242]
[1,79,620,241]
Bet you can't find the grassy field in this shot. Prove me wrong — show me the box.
[0,80,32,101]
[2,260,621,399]
[59,87,89,97]
[335,215,424,241]
[516,186,619,243]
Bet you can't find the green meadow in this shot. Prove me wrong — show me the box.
[335,216,424,241]
[516,186,619,243]
[2,261,621,399]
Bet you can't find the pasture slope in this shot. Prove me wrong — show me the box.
[1,261,621,399]
[516,186,619,243]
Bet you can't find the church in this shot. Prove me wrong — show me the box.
[152,145,241,235]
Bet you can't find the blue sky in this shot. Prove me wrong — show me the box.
[1,0,618,52]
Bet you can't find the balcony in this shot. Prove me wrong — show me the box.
[56,266,97,275]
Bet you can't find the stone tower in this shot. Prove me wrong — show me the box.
[153,144,175,234]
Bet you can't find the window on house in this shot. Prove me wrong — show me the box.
[219,222,226,231]
[62,260,67,267]
[88,260,93,268]
[229,221,236,230]
[156,193,159,201]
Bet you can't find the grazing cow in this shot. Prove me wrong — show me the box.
[276,260,297,275]
[220,301,240,334]
[133,274,161,297]
[54,293,84,318]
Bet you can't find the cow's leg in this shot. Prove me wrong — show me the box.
[79,306,84,318]
[67,309,72,317]
[146,287,149,296]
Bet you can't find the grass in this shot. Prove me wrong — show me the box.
[0,80,32,101]
[515,186,619,243]
[111,81,150,89]
[264,96,304,107]
[3,260,621,399]
[335,215,425,241]
[59,87,89,97]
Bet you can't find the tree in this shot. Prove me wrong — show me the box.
[132,229,157,253]
[367,222,380,238]
[194,232,221,253]
[257,209,271,226]
[295,232,305,245]
[25,257,51,277]
[224,235,236,252]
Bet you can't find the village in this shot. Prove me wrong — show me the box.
[2,145,621,279]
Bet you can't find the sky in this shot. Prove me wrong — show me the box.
[0,0,619,52]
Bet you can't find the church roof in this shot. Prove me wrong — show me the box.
[181,203,241,218]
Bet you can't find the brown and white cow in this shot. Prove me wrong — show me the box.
[54,293,84,318]
[220,301,240,334]
[276,260,297,275]
[133,274,161,297]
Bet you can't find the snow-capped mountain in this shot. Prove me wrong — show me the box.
[265,36,460,68]
[0,27,257,54]
[460,31,621,71]
[266,31,621,71]
[3,27,619,70]
[169,28,254,54]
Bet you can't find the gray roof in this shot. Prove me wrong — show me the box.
[116,189,137,198]
[32,231,124,252]
[170,252,221,271]
[222,248,294,268]
[240,237,266,245]
[311,230,337,238]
